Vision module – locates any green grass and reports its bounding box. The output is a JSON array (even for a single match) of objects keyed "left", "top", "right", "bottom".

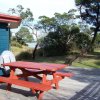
[
  {"left": 11, "top": 45, "right": 30, "bottom": 55},
  {"left": 11, "top": 46, "right": 100, "bottom": 68},
  {"left": 34, "top": 56, "right": 100, "bottom": 68},
  {"left": 72, "top": 59, "right": 100, "bottom": 68},
  {"left": 35, "top": 48, "right": 100, "bottom": 68},
  {"left": 72, "top": 48, "right": 100, "bottom": 68},
  {"left": 94, "top": 48, "right": 100, "bottom": 52},
  {"left": 34, "top": 56, "right": 66, "bottom": 64}
]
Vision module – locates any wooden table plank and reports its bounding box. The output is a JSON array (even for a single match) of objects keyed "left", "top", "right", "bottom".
[{"left": 2, "top": 61, "right": 68, "bottom": 71}]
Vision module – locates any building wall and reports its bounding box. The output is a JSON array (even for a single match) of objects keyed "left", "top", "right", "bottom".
[{"left": 0, "top": 23, "right": 10, "bottom": 54}]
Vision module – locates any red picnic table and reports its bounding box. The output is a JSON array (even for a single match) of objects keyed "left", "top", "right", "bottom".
[{"left": 0, "top": 61, "right": 73, "bottom": 100}]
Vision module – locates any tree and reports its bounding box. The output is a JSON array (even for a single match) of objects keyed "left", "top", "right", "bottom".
[
  {"left": 38, "top": 10, "right": 91, "bottom": 65},
  {"left": 8, "top": 5, "right": 34, "bottom": 23},
  {"left": 37, "top": 16, "right": 56, "bottom": 33},
  {"left": 38, "top": 9, "right": 77, "bottom": 33},
  {"left": 75, "top": 32, "right": 91, "bottom": 53},
  {"left": 75, "top": 0, "right": 100, "bottom": 51},
  {"left": 8, "top": 5, "right": 39, "bottom": 59},
  {"left": 40, "top": 25, "right": 80, "bottom": 56},
  {"left": 38, "top": 10, "right": 80, "bottom": 56},
  {"left": 16, "top": 27, "right": 33, "bottom": 44},
  {"left": 95, "top": 33, "right": 100, "bottom": 48}
]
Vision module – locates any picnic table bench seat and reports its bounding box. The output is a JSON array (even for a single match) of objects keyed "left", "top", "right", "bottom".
[
  {"left": 25, "top": 69, "right": 73, "bottom": 78},
  {"left": 0, "top": 76, "right": 51, "bottom": 100},
  {"left": 54, "top": 72, "right": 73, "bottom": 77}
]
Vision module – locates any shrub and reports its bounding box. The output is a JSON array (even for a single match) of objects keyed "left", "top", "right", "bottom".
[
  {"left": 11, "top": 41, "right": 22, "bottom": 48},
  {"left": 16, "top": 51, "right": 32, "bottom": 60}
]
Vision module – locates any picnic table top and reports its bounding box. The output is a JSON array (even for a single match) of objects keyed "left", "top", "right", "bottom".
[{"left": 2, "top": 61, "right": 68, "bottom": 71}]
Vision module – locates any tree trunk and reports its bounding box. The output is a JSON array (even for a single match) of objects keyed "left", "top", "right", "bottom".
[
  {"left": 32, "top": 43, "right": 39, "bottom": 59},
  {"left": 65, "top": 54, "right": 80, "bottom": 65},
  {"left": 89, "top": 26, "right": 99, "bottom": 52}
]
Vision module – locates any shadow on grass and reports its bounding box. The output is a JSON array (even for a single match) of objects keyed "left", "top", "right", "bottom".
[
  {"left": 34, "top": 56, "right": 66, "bottom": 64},
  {"left": 88, "top": 50, "right": 100, "bottom": 59},
  {"left": 91, "top": 51, "right": 100, "bottom": 55},
  {"left": 95, "top": 61, "right": 100, "bottom": 66}
]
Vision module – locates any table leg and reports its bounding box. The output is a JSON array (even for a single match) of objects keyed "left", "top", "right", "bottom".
[
  {"left": 53, "top": 73, "right": 59, "bottom": 89},
  {"left": 42, "top": 73, "right": 52, "bottom": 85},
  {"left": 38, "top": 91, "right": 44, "bottom": 100},
  {"left": 31, "top": 89, "right": 43, "bottom": 100},
  {"left": 41, "top": 72, "right": 60, "bottom": 89},
  {"left": 7, "top": 68, "right": 18, "bottom": 91},
  {"left": 7, "top": 83, "right": 11, "bottom": 91},
  {"left": 42, "top": 74, "right": 47, "bottom": 83}
]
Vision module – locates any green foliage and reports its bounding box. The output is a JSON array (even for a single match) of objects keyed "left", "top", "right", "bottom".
[
  {"left": 75, "top": 0, "right": 100, "bottom": 48},
  {"left": 38, "top": 10, "right": 77, "bottom": 33},
  {"left": 11, "top": 40, "right": 22, "bottom": 48},
  {"left": 95, "top": 33, "right": 100, "bottom": 48},
  {"left": 40, "top": 25, "right": 81, "bottom": 56},
  {"left": 8, "top": 5, "right": 34, "bottom": 22},
  {"left": 75, "top": 0, "right": 100, "bottom": 26},
  {"left": 38, "top": 16, "right": 55, "bottom": 33},
  {"left": 95, "top": 33, "right": 100, "bottom": 43},
  {"left": 38, "top": 9, "right": 92, "bottom": 56},
  {"left": 35, "top": 10, "right": 91, "bottom": 57},
  {"left": 8, "top": 5, "right": 34, "bottom": 44},
  {"left": 9, "top": 5, "right": 34, "bottom": 45},
  {"left": 75, "top": 32, "right": 91, "bottom": 50},
  {"left": 16, "top": 50, "right": 32, "bottom": 60},
  {"left": 16, "top": 27, "right": 33, "bottom": 44}
]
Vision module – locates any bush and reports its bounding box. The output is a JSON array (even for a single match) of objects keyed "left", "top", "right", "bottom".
[
  {"left": 16, "top": 49, "right": 33, "bottom": 60},
  {"left": 11, "top": 41, "right": 22, "bottom": 48}
]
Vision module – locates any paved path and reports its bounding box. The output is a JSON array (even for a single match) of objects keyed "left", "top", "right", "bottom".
[{"left": 0, "top": 67, "right": 100, "bottom": 100}]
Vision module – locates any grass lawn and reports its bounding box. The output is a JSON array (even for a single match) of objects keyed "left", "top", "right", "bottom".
[
  {"left": 34, "top": 48, "right": 100, "bottom": 68},
  {"left": 72, "top": 48, "right": 100, "bottom": 68},
  {"left": 34, "top": 56, "right": 66, "bottom": 64},
  {"left": 11, "top": 46, "right": 30, "bottom": 55},
  {"left": 34, "top": 55, "right": 100, "bottom": 68},
  {"left": 72, "top": 59, "right": 100, "bottom": 68},
  {"left": 11, "top": 46, "right": 100, "bottom": 68}
]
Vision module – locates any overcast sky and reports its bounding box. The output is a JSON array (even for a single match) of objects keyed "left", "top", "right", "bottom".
[
  {"left": 0, "top": 0, "right": 77, "bottom": 36},
  {"left": 0, "top": 0, "right": 76, "bottom": 20}
]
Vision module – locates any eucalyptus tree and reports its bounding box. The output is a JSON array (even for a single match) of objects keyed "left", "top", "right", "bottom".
[
  {"left": 8, "top": 5, "right": 34, "bottom": 24},
  {"left": 16, "top": 27, "right": 33, "bottom": 44},
  {"left": 8, "top": 5, "right": 39, "bottom": 59},
  {"left": 95, "top": 33, "right": 100, "bottom": 48},
  {"left": 38, "top": 9, "right": 77, "bottom": 33},
  {"left": 75, "top": 0, "right": 100, "bottom": 51},
  {"left": 38, "top": 10, "right": 81, "bottom": 56}
]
